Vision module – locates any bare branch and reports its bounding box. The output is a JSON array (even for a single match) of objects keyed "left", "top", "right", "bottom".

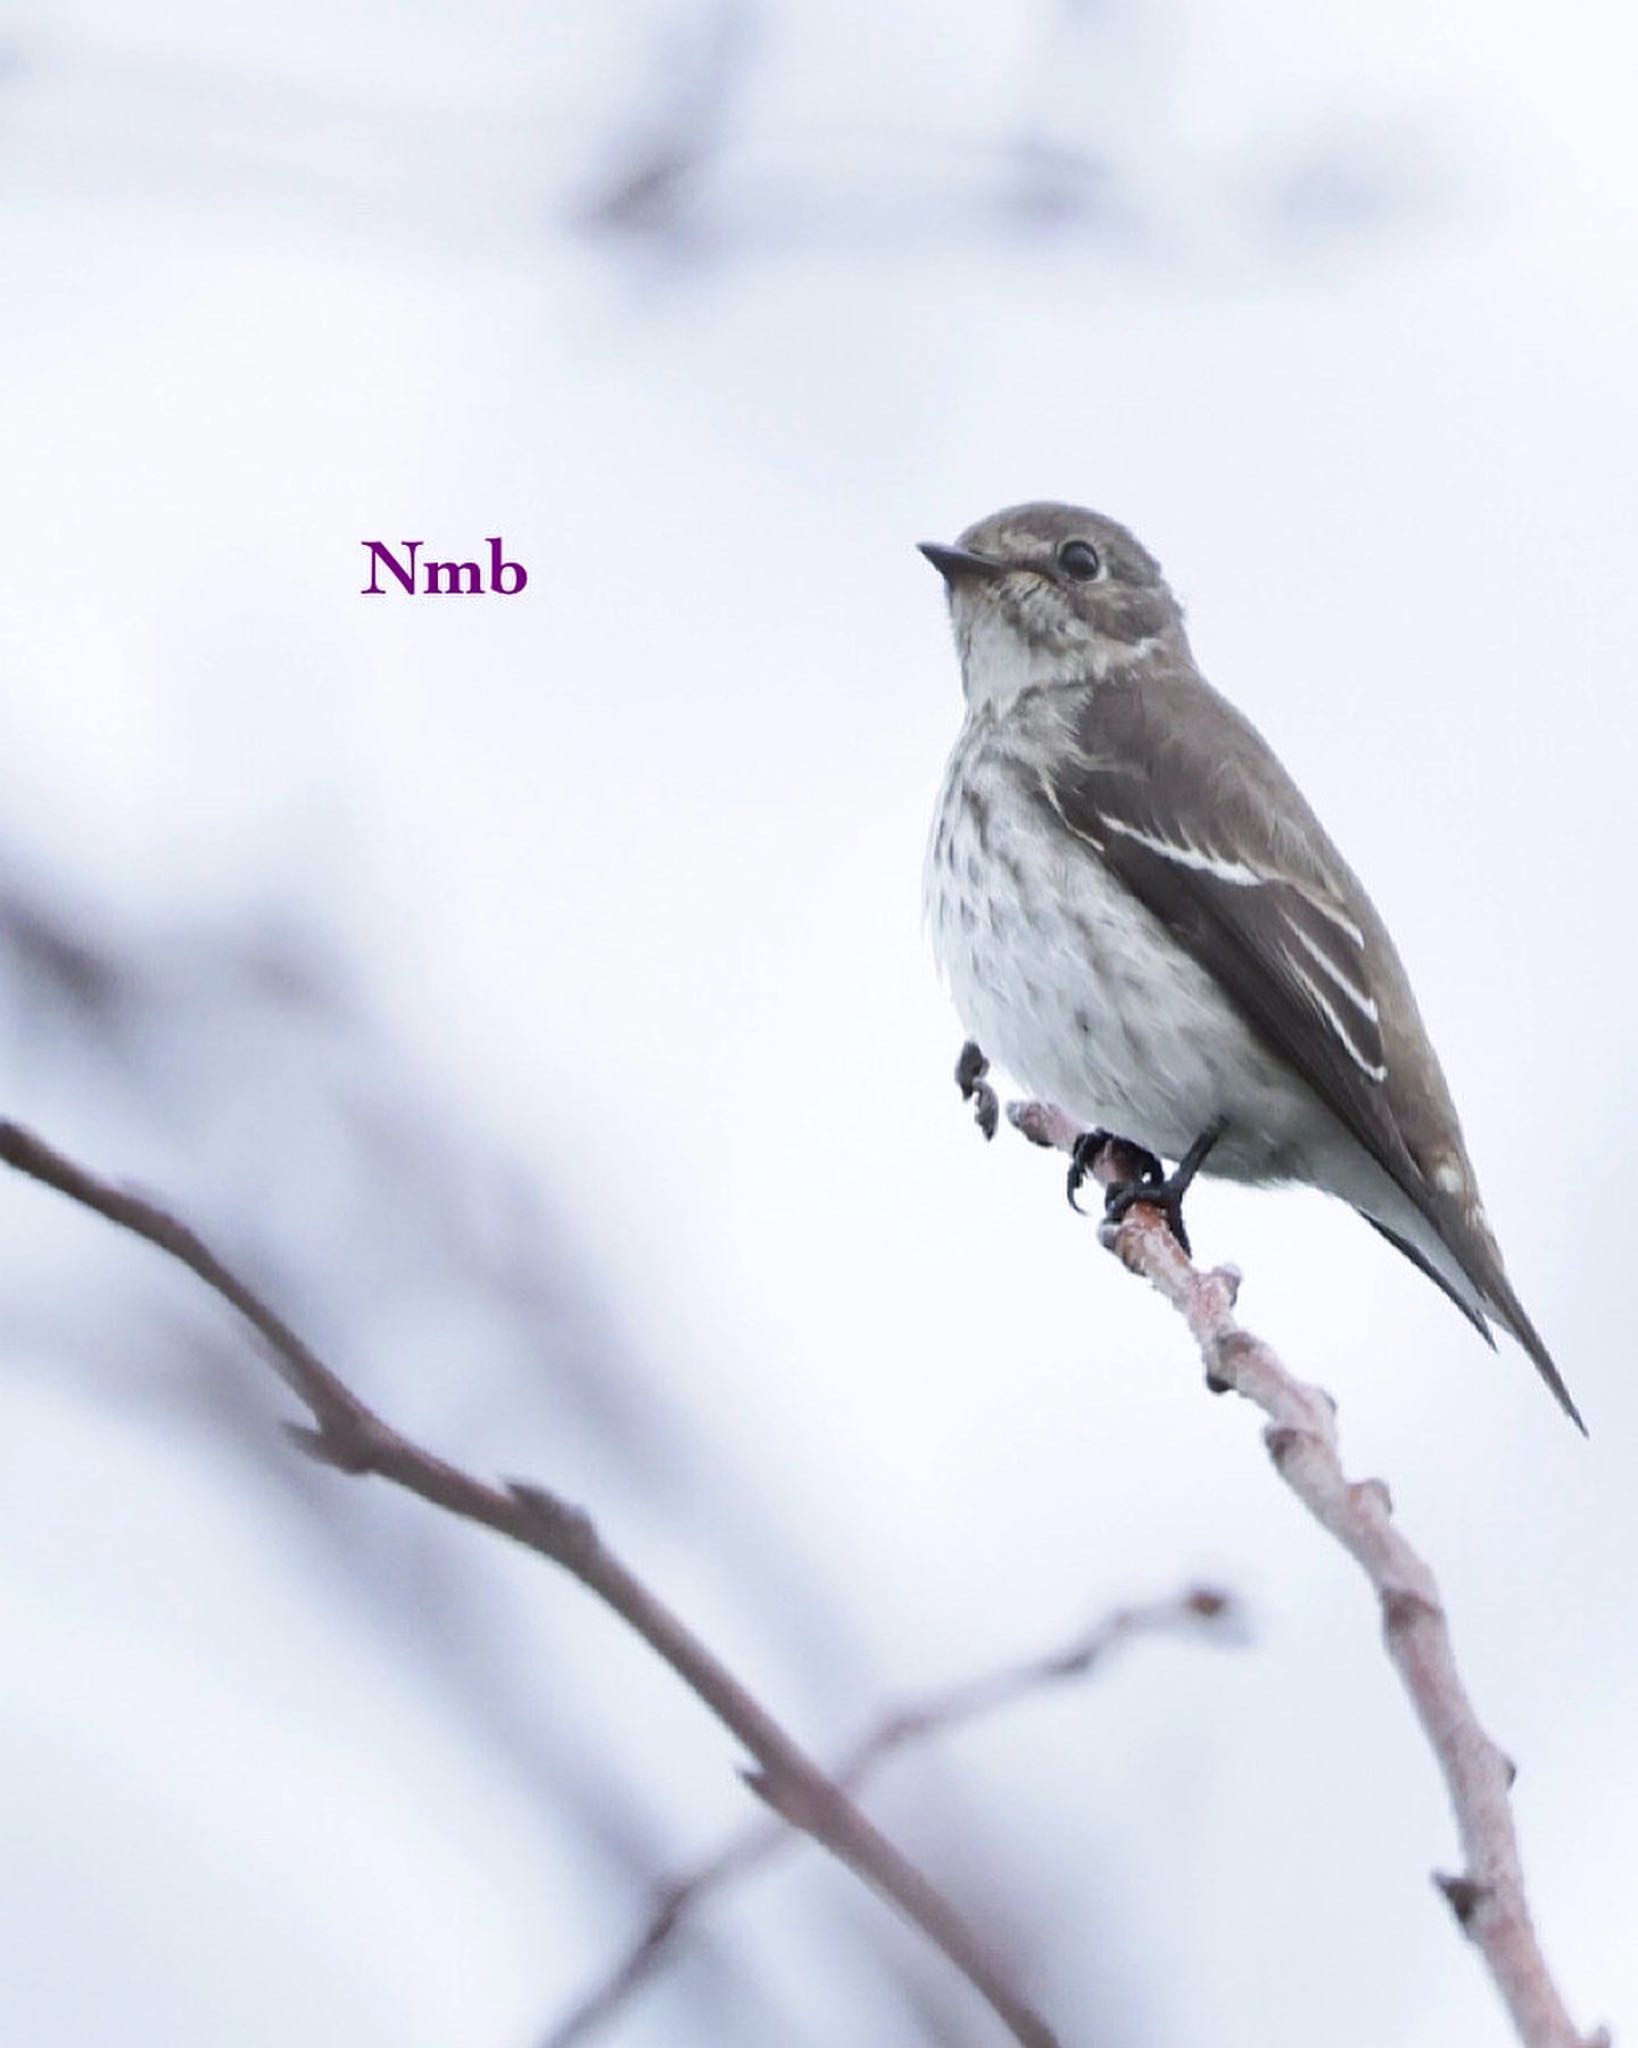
[
  {"left": 0, "top": 1119, "right": 1060, "bottom": 2048},
  {"left": 1003, "top": 1105, "right": 1608, "bottom": 2048},
  {"left": 547, "top": 1583, "right": 1240, "bottom": 2047}
]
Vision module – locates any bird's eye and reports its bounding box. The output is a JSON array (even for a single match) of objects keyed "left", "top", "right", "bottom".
[{"left": 1057, "top": 539, "right": 1102, "bottom": 581}]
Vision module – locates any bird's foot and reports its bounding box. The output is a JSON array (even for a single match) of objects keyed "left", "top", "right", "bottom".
[
  {"left": 1101, "top": 1118, "right": 1228, "bottom": 1259},
  {"left": 954, "top": 1041, "right": 999, "bottom": 1141},
  {"left": 1066, "top": 1129, "right": 1147, "bottom": 1212}
]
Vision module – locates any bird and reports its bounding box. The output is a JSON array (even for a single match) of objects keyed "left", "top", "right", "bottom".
[{"left": 920, "top": 500, "right": 1583, "bottom": 1431}]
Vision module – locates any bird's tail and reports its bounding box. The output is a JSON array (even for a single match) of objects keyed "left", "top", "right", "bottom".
[
  {"left": 1480, "top": 1264, "right": 1586, "bottom": 1435},
  {"left": 1363, "top": 1201, "right": 1585, "bottom": 1434}
]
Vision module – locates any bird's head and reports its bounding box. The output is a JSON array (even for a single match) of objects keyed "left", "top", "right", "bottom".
[{"left": 920, "top": 501, "right": 1186, "bottom": 712}]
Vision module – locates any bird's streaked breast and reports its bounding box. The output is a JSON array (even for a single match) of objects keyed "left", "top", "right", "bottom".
[{"left": 924, "top": 714, "right": 1303, "bottom": 1170}]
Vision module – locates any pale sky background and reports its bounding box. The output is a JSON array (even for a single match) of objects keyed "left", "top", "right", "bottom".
[{"left": 1, "top": 3, "right": 1635, "bottom": 2046}]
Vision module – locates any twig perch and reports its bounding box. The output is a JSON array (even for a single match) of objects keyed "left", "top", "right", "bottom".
[
  {"left": 546, "top": 1583, "right": 1239, "bottom": 2047},
  {"left": 0, "top": 1119, "right": 1059, "bottom": 2048},
  {"left": 1006, "top": 1100, "right": 1607, "bottom": 2048}
]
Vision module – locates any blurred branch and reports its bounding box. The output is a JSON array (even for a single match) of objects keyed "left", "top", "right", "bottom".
[
  {"left": 578, "top": 0, "right": 756, "bottom": 245},
  {"left": 1005, "top": 1100, "right": 1607, "bottom": 2048},
  {"left": 0, "top": 1119, "right": 1059, "bottom": 2048},
  {"left": 547, "top": 1582, "right": 1239, "bottom": 2047}
]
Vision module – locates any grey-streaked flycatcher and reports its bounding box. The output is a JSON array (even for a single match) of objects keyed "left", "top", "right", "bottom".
[{"left": 921, "top": 499, "right": 1582, "bottom": 1431}]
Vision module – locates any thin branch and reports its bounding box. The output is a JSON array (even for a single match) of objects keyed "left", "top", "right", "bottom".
[
  {"left": 1005, "top": 1101, "right": 1608, "bottom": 2048},
  {"left": 547, "top": 1582, "right": 1240, "bottom": 2047},
  {"left": 0, "top": 1119, "right": 1059, "bottom": 2048}
]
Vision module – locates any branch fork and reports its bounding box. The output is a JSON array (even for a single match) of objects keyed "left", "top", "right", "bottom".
[{"left": 0, "top": 1118, "right": 1060, "bottom": 2048}]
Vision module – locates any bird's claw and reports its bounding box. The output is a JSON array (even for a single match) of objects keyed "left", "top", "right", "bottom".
[
  {"left": 955, "top": 1041, "right": 999, "bottom": 1141},
  {"left": 1098, "top": 1118, "right": 1228, "bottom": 1259},
  {"left": 1105, "top": 1173, "right": 1192, "bottom": 1256},
  {"left": 1065, "top": 1128, "right": 1122, "bottom": 1212}
]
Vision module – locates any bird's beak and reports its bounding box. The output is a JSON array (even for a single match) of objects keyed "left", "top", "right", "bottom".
[{"left": 918, "top": 541, "right": 1005, "bottom": 586}]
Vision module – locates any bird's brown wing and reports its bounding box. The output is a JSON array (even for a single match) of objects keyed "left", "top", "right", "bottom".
[{"left": 1043, "top": 672, "right": 1429, "bottom": 1217}]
